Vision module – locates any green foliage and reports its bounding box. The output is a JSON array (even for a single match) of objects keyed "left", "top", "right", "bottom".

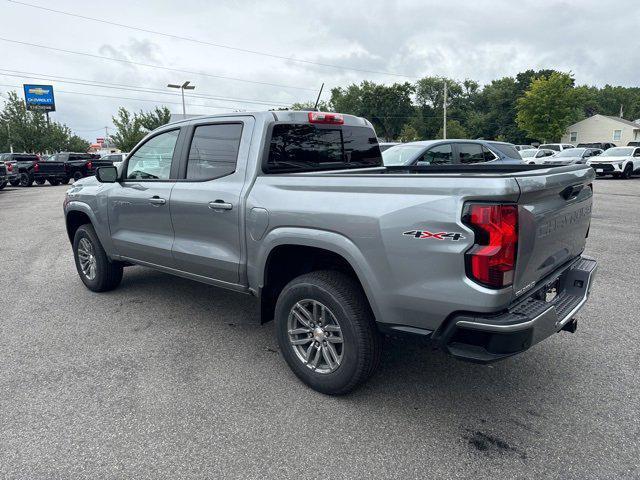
[
  {"left": 110, "top": 106, "right": 171, "bottom": 152},
  {"left": 516, "top": 72, "right": 582, "bottom": 142},
  {"left": 0, "top": 91, "right": 89, "bottom": 153},
  {"left": 330, "top": 81, "right": 414, "bottom": 140},
  {"left": 437, "top": 119, "right": 467, "bottom": 139}
]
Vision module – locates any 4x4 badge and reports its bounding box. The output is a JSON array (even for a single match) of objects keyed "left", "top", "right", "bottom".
[{"left": 403, "top": 230, "right": 465, "bottom": 241}]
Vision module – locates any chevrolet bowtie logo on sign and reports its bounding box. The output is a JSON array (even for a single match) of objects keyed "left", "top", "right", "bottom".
[{"left": 23, "top": 84, "right": 56, "bottom": 112}]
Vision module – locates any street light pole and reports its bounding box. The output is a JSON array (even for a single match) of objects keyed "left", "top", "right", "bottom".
[{"left": 167, "top": 81, "right": 195, "bottom": 116}]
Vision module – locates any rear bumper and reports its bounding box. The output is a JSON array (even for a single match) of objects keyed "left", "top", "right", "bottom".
[
  {"left": 435, "top": 256, "right": 597, "bottom": 363},
  {"left": 34, "top": 172, "right": 68, "bottom": 180}
]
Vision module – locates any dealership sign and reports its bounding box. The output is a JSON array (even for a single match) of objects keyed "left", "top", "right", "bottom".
[{"left": 23, "top": 84, "right": 56, "bottom": 112}]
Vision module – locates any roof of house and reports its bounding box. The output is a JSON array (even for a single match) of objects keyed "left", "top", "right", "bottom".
[{"left": 604, "top": 116, "right": 640, "bottom": 128}]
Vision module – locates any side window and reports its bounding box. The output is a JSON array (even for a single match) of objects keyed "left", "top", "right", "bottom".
[
  {"left": 482, "top": 146, "right": 496, "bottom": 162},
  {"left": 634, "top": 149, "right": 640, "bottom": 157},
  {"left": 186, "top": 123, "right": 243, "bottom": 180},
  {"left": 126, "top": 129, "right": 179, "bottom": 180},
  {"left": 458, "top": 143, "right": 485, "bottom": 164},
  {"left": 421, "top": 144, "right": 452, "bottom": 165}
]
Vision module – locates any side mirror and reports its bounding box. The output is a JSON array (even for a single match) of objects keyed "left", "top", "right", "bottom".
[{"left": 96, "top": 166, "right": 118, "bottom": 183}]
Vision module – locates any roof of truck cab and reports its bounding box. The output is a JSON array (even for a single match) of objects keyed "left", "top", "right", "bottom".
[{"left": 162, "top": 110, "right": 372, "bottom": 128}]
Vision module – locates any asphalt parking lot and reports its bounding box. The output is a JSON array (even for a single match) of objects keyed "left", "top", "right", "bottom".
[{"left": 0, "top": 180, "right": 638, "bottom": 479}]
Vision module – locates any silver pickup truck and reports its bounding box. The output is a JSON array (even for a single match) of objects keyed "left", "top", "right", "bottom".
[{"left": 63, "top": 111, "right": 597, "bottom": 394}]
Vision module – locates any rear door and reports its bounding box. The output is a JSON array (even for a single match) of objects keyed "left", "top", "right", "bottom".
[
  {"left": 513, "top": 166, "right": 594, "bottom": 295},
  {"left": 455, "top": 143, "right": 485, "bottom": 164},
  {"left": 169, "top": 117, "right": 253, "bottom": 284},
  {"left": 108, "top": 128, "right": 184, "bottom": 267}
]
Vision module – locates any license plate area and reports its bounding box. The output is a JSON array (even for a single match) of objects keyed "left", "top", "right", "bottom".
[{"left": 596, "top": 169, "right": 603, "bottom": 173}]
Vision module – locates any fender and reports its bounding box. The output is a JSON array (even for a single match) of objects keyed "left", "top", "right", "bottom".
[
  {"left": 65, "top": 200, "right": 117, "bottom": 257},
  {"left": 249, "top": 227, "right": 384, "bottom": 323}
]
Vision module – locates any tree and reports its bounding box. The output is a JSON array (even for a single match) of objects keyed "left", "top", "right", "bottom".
[
  {"left": 330, "top": 81, "right": 415, "bottom": 140},
  {"left": 138, "top": 106, "right": 171, "bottom": 131},
  {"left": 0, "top": 90, "right": 90, "bottom": 153},
  {"left": 110, "top": 107, "right": 144, "bottom": 152},
  {"left": 437, "top": 120, "right": 467, "bottom": 139},
  {"left": 516, "top": 72, "right": 582, "bottom": 142},
  {"left": 110, "top": 106, "right": 172, "bottom": 151}
]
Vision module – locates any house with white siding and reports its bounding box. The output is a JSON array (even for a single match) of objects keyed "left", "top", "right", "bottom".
[{"left": 561, "top": 114, "right": 640, "bottom": 146}]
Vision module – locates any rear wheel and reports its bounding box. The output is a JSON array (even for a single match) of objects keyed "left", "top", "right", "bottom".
[
  {"left": 73, "top": 171, "right": 83, "bottom": 182},
  {"left": 73, "top": 224, "right": 123, "bottom": 292},
  {"left": 19, "top": 172, "right": 33, "bottom": 187},
  {"left": 35, "top": 178, "right": 46, "bottom": 185},
  {"left": 49, "top": 178, "right": 60, "bottom": 186},
  {"left": 61, "top": 177, "right": 70, "bottom": 185},
  {"left": 0, "top": 181, "right": 6, "bottom": 190},
  {"left": 9, "top": 179, "right": 20, "bottom": 186},
  {"left": 275, "top": 270, "right": 382, "bottom": 395}
]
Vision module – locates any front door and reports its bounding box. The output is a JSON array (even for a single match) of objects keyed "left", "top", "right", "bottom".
[
  {"left": 170, "top": 118, "right": 253, "bottom": 284},
  {"left": 108, "top": 128, "right": 182, "bottom": 267}
]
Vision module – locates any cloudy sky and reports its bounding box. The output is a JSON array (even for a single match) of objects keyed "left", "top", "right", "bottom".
[{"left": 1, "top": 0, "right": 637, "bottom": 141}]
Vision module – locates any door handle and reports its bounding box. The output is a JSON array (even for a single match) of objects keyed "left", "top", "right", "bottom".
[
  {"left": 208, "top": 200, "right": 233, "bottom": 211},
  {"left": 149, "top": 196, "right": 166, "bottom": 206}
]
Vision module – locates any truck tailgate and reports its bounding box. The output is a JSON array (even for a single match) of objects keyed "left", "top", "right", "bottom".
[{"left": 513, "top": 165, "right": 594, "bottom": 296}]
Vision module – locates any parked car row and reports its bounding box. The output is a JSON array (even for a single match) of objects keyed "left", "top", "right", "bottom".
[{"left": 0, "top": 152, "right": 117, "bottom": 187}]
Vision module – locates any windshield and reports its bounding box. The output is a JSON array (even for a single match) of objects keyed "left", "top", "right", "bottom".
[
  {"left": 520, "top": 149, "right": 537, "bottom": 158},
  {"left": 602, "top": 147, "right": 633, "bottom": 157},
  {"left": 382, "top": 144, "right": 425, "bottom": 166},
  {"left": 555, "top": 148, "right": 585, "bottom": 158}
]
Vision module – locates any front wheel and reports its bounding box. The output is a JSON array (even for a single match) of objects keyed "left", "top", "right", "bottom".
[
  {"left": 61, "top": 177, "right": 70, "bottom": 185},
  {"left": 621, "top": 164, "right": 632, "bottom": 179},
  {"left": 49, "top": 178, "right": 60, "bottom": 186},
  {"left": 0, "top": 181, "right": 7, "bottom": 190},
  {"left": 19, "top": 172, "right": 33, "bottom": 187},
  {"left": 9, "top": 179, "right": 20, "bottom": 186},
  {"left": 73, "top": 224, "right": 123, "bottom": 292},
  {"left": 73, "top": 171, "right": 83, "bottom": 182},
  {"left": 275, "top": 270, "right": 382, "bottom": 395}
]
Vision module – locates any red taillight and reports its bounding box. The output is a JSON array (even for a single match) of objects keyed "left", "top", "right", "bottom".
[
  {"left": 87, "top": 161, "right": 93, "bottom": 170},
  {"left": 308, "top": 111, "right": 344, "bottom": 125},
  {"left": 463, "top": 204, "right": 518, "bottom": 289},
  {"left": 33, "top": 162, "right": 40, "bottom": 173},
  {"left": 6, "top": 162, "right": 12, "bottom": 172}
]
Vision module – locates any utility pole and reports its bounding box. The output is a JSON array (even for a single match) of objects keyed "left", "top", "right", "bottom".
[
  {"left": 7, "top": 123, "right": 13, "bottom": 153},
  {"left": 443, "top": 80, "right": 447, "bottom": 139},
  {"left": 167, "top": 81, "right": 195, "bottom": 116}
]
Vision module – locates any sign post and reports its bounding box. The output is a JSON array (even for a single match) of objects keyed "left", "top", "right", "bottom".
[{"left": 23, "top": 84, "right": 56, "bottom": 112}]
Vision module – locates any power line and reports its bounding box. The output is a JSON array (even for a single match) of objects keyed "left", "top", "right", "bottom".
[
  {"left": 0, "top": 83, "right": 250, "bottom": 111},
  {"left": 0, "top": 37, "right": 319, "bottom": 92},
  {"left": 7, "top": 0, "right": 414, "bottom": 79},
  {"left": 0, "top": 69, "right": 294, "bottom": 107}
]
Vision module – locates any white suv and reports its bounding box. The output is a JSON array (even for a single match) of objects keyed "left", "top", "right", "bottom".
[{"left": 587, "top": 146, "right": 640, "bottom": 179}]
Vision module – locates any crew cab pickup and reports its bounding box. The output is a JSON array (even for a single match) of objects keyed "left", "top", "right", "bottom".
[
  {"left": 63, "top": 111, "right": 597, "bottom": 394},
  {"left": 49, "top": 152, "right": 110, "bottom": 183}
]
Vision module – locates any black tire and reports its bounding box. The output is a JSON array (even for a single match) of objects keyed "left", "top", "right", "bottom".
[
  {"left": 19, "top": 172, "right": 33, "bottom": 187},
  {"left": 61, "top": 177, "right": 70, "bottom": 185},
  {"left": 275, "top": 270, "right": 382, "bottom": 395},
  {"left": 9, "top": 179, "right": 20, "bottom": 186},
  {"left": 621, "top": 164, "right": 632, "bottom": 179},
  {"left": 35, "top": 178, "right": 46, "bottom": 185},
  {"left": 73, "top": 171, "right": 83, "bottom": 182},
  {"left": 73, "top": 224, "right": 123, "bottom": 292},
  {"left": 49, "top": 178, "right": 60, "bottom": 186},
  {"left": 0, "top": 181, "right": 6, "bottom": 190}
]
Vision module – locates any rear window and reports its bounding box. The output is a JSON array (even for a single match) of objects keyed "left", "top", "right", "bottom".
[
  {"left": 487, "top": 142, "right": 521, "bottom": 159},
  {"left": 265, "top": 124, "right": 382, "bottom": 173},
  {"left": 69, "top": 154, "right": 100, "bottom": 161},
  {"left": 12, "top": 154, "right": 38, "bottom": 161}
]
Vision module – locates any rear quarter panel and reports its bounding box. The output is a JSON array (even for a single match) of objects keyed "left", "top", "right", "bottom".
[{"left": 247, "top": 173, "right": 521, "bottom": 331}]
